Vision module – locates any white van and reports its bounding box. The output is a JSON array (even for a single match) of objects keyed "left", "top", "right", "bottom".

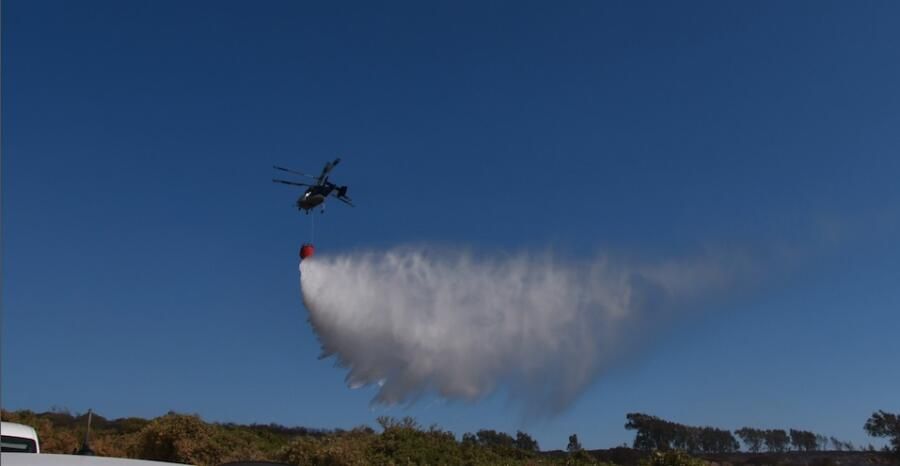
[{"left": 1, "top": 422, "right": 41, "bottom": 453}]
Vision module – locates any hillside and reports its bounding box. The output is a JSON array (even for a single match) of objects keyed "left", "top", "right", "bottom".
[{"left": 2, "top": 409, "right": 896, "bottom": 466}]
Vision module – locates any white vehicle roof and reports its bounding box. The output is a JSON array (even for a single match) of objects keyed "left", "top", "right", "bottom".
[
  {"left": 0, "top": 453, "right": 191, "bottom": 466},
  {"left": 1, "top": 422, "right": 39, "bottom": 441}
]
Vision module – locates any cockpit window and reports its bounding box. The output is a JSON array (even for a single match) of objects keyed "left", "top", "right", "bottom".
[{"left": 1, "top": 435, "right": 38, "bottom": 453}]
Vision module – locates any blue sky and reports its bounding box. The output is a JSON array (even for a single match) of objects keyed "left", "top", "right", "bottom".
[{"left": 3, "top": 0, "right": 899, "bottom": 450}]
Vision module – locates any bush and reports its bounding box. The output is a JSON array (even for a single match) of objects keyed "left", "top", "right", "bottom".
[
  {"left": 278, "top": 434, "right": 372, "bottom": 466},
  {"left": 129, "top": 413, "right": 225, "bottom": 466},
  {"left": 639, "top": 450, "right": 707, "bottom": 466}
]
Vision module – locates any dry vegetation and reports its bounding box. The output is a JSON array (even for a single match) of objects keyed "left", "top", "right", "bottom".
[
  {"left": 1, "top": 409, "right": 609, "bottom": 465},
  {"left": 3, "top": 409, "right": 897, "bottom": 466}
]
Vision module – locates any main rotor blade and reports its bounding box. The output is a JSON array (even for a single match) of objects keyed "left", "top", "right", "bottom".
[
  {"left": 319, "top": 157, "right": 341, "bottom": 179},
  {"left": 273, "top": 165, "right": 317, "bottom": 179},
  {"left": 272, "top": 179, "right": 312, "bottom": 187},
  {"left": 335, "top": 195, "right": 354, "bottom": 207}
]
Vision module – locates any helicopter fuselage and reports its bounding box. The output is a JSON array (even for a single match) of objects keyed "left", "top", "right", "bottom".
[
  {"left": 296, "top": 185, "right": 334, "bottom": 211},
  {"left": 297, "top": 193, "right": 325, "bottom": 211}
]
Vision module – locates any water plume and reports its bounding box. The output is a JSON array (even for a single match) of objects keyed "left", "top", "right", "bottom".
[{"left": 300, "top": 246, "right": 732, "bottom": 414}]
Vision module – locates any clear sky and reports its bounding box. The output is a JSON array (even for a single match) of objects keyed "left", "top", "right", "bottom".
[{"left": 2, "top": 0, "right": 899, "bottom": 451}]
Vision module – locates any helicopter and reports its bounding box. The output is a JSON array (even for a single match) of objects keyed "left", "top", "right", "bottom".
[{"left": 273, "top": 158, "right": 354, "bottom": 214}]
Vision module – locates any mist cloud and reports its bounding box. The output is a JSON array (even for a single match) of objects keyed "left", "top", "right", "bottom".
[{"left": 299, "top": 246, "right": 733, "bottom": 414}]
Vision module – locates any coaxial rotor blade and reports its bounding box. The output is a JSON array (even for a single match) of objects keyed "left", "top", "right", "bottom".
[
  {"left": 320, "top": 157, "right": 341, "bottom": 178},
  {"left": 272, "top": 179, "right": 312, "bottom": 187},
  {"left": 273, "top": 166, "right": 317, "bottom": 179}
]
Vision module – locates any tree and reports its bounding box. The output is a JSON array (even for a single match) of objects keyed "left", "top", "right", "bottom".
[
  {"left": 473, "top": 429, "right": 516, "bottom": 450},
  {"left": 624, "top": 413, "right": 739, "bottom": 454},
  {"left": 626, "top": 413, "right": 658, "bottom": 451},
  {"left": 736, "top": 427, "right": 765, "bottom": 453},
  {"left": 830, "top": 436, "right": 843, "bottom": 451},
  {"left": 625, "top": 413, "right": 678, "bottom": 451},
  {"left": 805, "top": 431, "right": 819, "bottom": 451},
  {"left": 567, "top": 434, "right": 583, "bottom": 453},
  {"left": 816, "top": 434, "right": 829, "bottom": 451},
  {"left": 764, "top": 429, "right": 790, "bottom": 452},
  {"left": 789, "top": 429, "right": 802, "bottom": 451},
  {"left": 514, "top": 430, "right": 539, "bottom": 452},
  {"left": 789, "top": 429, "right": 817, "bottom": 451},
  {"left": 864, "top": 410, "right": 900, "bottom": 455},
  {"left": 672, "top": 425, "right": 700, "bottom": 453},
  {"left": 696, "top": 427, "right": 737, "bottom": 453},
  {"left": 375, "top": 415, "right": 419, "bottom": 431}
]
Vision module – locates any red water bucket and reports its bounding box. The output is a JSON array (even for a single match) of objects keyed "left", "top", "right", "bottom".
[{"left": 299, "top": 243, "right": 315, "bottom": 260}]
